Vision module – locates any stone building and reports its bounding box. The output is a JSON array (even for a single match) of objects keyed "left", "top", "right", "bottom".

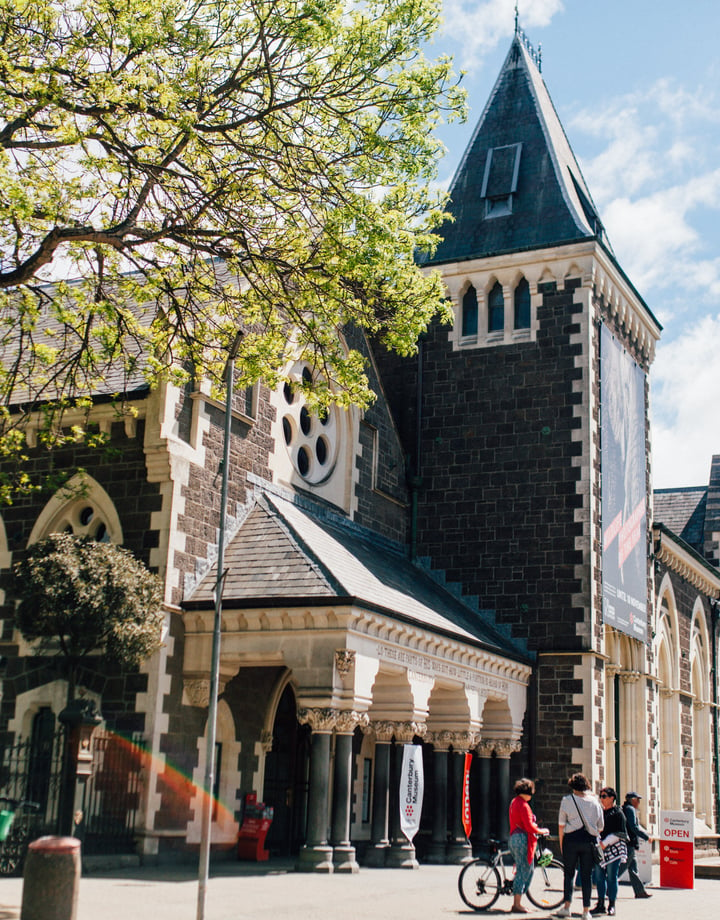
[{"left": 0, "top": 29, "right": 718, "bottom": 869}]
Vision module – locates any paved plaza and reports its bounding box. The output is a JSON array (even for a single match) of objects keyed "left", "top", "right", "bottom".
[{"left": 1, "top": 858, "right": 718, "bottom": 920}]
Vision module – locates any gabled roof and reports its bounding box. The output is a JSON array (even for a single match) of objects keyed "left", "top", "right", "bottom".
[
  {"left": 653, "top": 487, "right": 708, "bottom": 555},
  {"left": 424, "top": 35, "right": 610, "bottom": 266},
  {"left": 185, "top": 491, "right": 531, "bottom": 662}
]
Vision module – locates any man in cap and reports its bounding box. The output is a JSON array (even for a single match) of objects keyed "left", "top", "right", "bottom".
[{"left": 619, "top": 792, "right": 652, "bottom": 898}]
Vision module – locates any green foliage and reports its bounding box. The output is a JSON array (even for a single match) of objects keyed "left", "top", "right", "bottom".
[
  {"left": 0, "top": 0, "right": 465, "bottom": 492},
  {"left": 11, "top": 534, "right": 164, "bottom": 690}
]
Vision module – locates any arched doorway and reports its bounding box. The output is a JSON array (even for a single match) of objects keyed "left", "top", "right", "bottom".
[{"left": 263, "top": 684, "right": 310, "bottom": 856}]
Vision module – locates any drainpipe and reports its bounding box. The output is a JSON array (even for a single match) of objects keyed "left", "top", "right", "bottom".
[
  {"left": 409, "top": 339, "right": 423, "bottom": 562},
  {"left": 711, "top": 600, "right": 720, "bottom": 834}
]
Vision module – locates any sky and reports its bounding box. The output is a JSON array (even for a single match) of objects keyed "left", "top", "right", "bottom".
[{"left": 426, "top": 0, "right": 720, "bottom": 489}]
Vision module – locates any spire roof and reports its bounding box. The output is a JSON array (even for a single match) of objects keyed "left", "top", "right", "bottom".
[{"left": 425, "top": 35, "right": 612, "bottom": 266}]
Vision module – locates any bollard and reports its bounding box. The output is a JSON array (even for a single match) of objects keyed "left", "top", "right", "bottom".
[{"left": 21, "top": 836, "right": 81, "bottom": 920}]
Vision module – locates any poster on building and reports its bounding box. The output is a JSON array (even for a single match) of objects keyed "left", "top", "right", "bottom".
[
  {"left": 399, "top": 744, "right": 424, "bottom": 843},
  {"left": 600, "top": 325, "right": 648, "bottom": 642}
]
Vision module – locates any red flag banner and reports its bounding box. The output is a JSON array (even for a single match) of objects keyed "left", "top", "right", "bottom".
[{"left": 462, "top": 752, "right": 472, "bottom": 838}]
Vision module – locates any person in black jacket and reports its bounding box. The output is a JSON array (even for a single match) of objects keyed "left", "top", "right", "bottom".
[
  {"left": 619, "top": 792, "right": 652, "bottom": 898},
  {"left": 591, "top": 788, "right": 628, "bottom": 916}
]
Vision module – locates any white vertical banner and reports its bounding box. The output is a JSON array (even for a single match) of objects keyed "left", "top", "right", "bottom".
[{"left": 400, "top": 743, "right": 424, "bottom": 842}]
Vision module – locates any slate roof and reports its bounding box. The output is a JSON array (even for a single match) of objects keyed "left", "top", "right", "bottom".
[
  {"left": 653, "top": 487, "right": 708, "bottom": 555},
  {"left": 185, "top": 491, "right": 530, "bottom": 662},
  {"left": 423, "top": 36, "right": 610, "bottom": 266}
]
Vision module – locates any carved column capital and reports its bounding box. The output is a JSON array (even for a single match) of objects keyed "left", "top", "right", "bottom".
[
  {"left": 428, "top": 729, "right": 478, "bottom": 752},
  {"left": 475, "top": 739, "right": 496, "bottom": 758},
  {"left": 619, "top": 670, "right": 640, "bottom": 684},
  {"left": 492, "top": 739, "right": 522, "bottom": 759},
  {"left": 183, "top": 678, "right": 210, "bottom": 708},
  {"left": 335, "top": 710, "right": 370, "bottom": 734},
  {"left": 260, "top": 729, "right": 274, "bottom": 753},
  {"left": 297, "top": 707, "right": 339, "bottom": 733},
  {"left": 392, "top": 720, "right": 427, "bottom": 744},
  {"left": 370, "top": 720, "right": 426, "bottom": 743}
]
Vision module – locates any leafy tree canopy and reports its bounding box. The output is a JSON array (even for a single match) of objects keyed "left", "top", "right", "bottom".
[
  {"left": 0, "top": 0, "right": 465, "bottom": 498},
  {"left": 11, "top": 533, "right": 164, "bottom": 699}
]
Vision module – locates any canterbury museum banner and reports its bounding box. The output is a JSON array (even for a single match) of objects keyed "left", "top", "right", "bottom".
[
  {"left": 400, "top": 744, "right": 424, "bottom": 843},
  {"left": 600, "top": 324, "right": 648, "bottom": 642}
]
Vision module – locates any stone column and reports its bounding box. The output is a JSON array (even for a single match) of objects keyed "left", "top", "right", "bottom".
[
  {"left": 494, "top": 740, "right": 521, "bottom": 843},
  {"left": 475, "top": 741, "right": 494, "bottom": 842},
  {"left": 446, "top": 733, "right": 475, "bottom": 863},
  {"left": 386, "top": 721, "right": 425, "bottom": 869},
  {"left": 296, "top": 708, "right": 337, "bottom": 873},
  {"left": 364, "top": 721, "right": 393, "bottom": 867},
  {"left": 425, "top": 731, "right": 451, "bottom": 864},
  {"left": 330, "top": 711, "right": 367, "bottom": 873}
]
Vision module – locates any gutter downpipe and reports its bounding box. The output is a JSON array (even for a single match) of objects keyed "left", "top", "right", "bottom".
[{"left": 409, "top": 339, "right": 423, "bottom": 562}]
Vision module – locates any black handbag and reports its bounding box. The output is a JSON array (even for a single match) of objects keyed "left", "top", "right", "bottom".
[{"left": 571, "top": 795, "right": 604, "bottom": 865}]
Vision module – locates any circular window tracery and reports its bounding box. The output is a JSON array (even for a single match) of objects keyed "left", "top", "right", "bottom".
[
  {"left": 281, "top": 363, "right": 340, "bottom": 484},
  {"left": 55, "top": 502, "right": 111, "bottom": 543}
]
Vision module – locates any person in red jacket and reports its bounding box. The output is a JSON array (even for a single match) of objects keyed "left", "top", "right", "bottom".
[{"left": 509, "top": 778, "right": 549, "bottom": 913}]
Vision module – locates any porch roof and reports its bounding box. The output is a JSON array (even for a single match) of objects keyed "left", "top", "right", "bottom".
[{"left": 184, "top": 491, "right": 531, "bottom": 664}]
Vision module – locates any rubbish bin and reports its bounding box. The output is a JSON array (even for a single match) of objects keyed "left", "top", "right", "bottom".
[{"left": 21, "top": 836, "right": 81, "bottom": 920}]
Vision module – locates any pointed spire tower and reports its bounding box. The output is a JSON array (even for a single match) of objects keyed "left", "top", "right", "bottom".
[
  {"left": 387, "top": 29, "right": 664, "bottom": 815},
  {"left": 426, "top": 32, "right": 612, "bottom": 267}
]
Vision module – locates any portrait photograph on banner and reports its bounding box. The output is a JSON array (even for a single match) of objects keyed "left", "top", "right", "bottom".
[{"left": 600, "top": 324, "right": 648, "bottom": 642}]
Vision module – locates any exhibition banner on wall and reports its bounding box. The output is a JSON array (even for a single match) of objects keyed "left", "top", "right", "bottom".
[
  {"left": 600, "top": 325, "right": 648, "bottom": 642},
  {"left": 399, "top": 744, "right": 424, "bottom": 842}
]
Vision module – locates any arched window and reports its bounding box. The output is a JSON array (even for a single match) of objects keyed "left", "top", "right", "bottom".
[
  {"left": 488, "top": 282, "right": 504, "bottom": 333},
  {"left": 461, "top": 285, "right": 478, "bottom": 338},
  {"left": 514, "top": 278, "right": 531, "bottom": 330}
]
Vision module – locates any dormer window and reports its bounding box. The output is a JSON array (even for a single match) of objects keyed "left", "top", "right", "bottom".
[{"left": 481, "top": 143, "right": 522, "bottom": 218}]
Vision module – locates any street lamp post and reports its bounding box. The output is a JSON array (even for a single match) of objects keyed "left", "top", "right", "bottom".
[{"left": 197, "top": 331, "right": 243, "bottom": 920}]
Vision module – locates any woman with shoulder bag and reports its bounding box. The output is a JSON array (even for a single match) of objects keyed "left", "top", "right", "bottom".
[
  {"left": 555, "top": 773, "right": 604, "bottom": 920},
  {"left": 590, "top": 788, "right": 628, "bottom": 916}
]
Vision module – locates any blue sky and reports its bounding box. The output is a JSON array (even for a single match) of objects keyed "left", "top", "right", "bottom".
[{"left": 427, "top": 0, "right": 720, "bottom": 489}]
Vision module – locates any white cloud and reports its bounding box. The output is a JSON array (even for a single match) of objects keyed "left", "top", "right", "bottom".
[
  {"left": 439, "top": 0, "right": 563, "bottom": 70},
  {"left": 650, "top": 313, "right": 720, "bottom": 489}
]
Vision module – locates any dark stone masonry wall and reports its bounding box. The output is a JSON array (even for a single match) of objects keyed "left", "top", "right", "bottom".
[{"left": 0, "top": 420, "right": 161, "bottom": 737}]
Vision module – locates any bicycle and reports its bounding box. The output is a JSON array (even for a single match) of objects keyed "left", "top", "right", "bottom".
[
  {"left": 458, "top": 837, "right": 565, "bottom": 911},
  {"left": 0, "top": 796, "right": 40, "bottom": 877}
]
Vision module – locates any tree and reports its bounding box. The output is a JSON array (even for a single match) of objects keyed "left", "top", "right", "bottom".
[
  {"left": 11, "top": 532, "right": 164, "bottom": 703},
  {"left": 0, "top": 0, "right": 465, "bottom": 498}
]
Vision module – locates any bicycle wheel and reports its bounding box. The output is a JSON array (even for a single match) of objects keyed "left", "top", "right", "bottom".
[
  {"left": 458, "top": 858, "right": 502, "bottom": 911},
  {"left": 0, "top": 824, "right": 29, "bottom": 877},
  {"left": 526, "top": 858, "right": 565, "bottom": 910}
]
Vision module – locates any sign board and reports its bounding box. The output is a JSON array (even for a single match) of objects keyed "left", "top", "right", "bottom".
[
  {"left": 659, "top": 810, "right": 694, "bottom": 889},
  {"left": 399, "top": 744, "right": 424, "bottom": 843},
  {"left": 636, "top": 837, "right": 653, "bottom": 884}
]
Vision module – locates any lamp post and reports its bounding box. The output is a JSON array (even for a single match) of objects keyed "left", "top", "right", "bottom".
[{"left": 196, "top": 331, "right": 243, "bottom": 920}]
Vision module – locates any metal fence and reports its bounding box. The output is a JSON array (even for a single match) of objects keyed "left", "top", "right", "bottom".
[{"left": 0, "top": 726, "right": 141, "bottom": 858}]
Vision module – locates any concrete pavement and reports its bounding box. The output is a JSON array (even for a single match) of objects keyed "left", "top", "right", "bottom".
[{"left": 1, "top": 858, "right": 719, "bottom": 920}]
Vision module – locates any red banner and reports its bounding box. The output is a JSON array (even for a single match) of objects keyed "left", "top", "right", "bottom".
[{"left": 462, "top": 752, "right": 472, "bottom": 838}]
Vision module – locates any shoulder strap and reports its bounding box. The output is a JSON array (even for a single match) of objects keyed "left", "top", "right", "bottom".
[{"left": 571, "top": 794, "right": 593, "bottom": 834}]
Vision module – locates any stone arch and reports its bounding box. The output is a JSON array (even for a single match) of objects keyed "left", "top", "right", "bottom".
[
  {"left": 480, "top": 696, "right": 513, "bottom": 739},
  {"left": 28, "top": 472, "right": 123, "bottom": 546},
  {"left": 187, "top": 698, "right": 241, "bottom": 845},
  {"left": 690, "top": 602, "right": 713, "bottom": 828},
  {"left": 606, "top": 628, "right": 648, "bottom": 797},
  {"left": 655, "top": 576, "right": 681, "bottom": 809}
]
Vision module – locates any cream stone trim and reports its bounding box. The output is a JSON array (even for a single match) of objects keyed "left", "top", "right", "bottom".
[
  {"left": 438, "top": 239, "right": 660, "bottom": 360},
  {"left": 653, "top": 528, "right": 720, "bottom": 599}
]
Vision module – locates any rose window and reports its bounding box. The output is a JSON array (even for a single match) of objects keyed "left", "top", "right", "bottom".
[{"left": 281, "top": 365, "right": 339, "bottom": 484}]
